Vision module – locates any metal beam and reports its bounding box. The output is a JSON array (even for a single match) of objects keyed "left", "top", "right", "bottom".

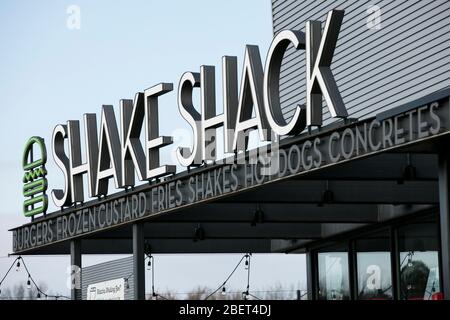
[
  {"left": 30, "top": 238, "right": 274, "bottom": 254},
  {"left": 154, "top": 203, "right": 380, "bottom": 223},
  {"left": 144, "top": 239, "right": 272, "bottom": 254},
  {"left": 438, "top": 152, "right": 450, "bottom": 300},
  {"left": 306, "top": 250, "right": 318, "bottom": 300},
  {"left": 141, "top": 222, "right": 324, "bottom": 239},
  {"left": 221, "top": 180, "right": 439, "bottom": 204},
  {"left": 301, "top": 153, "right": 438, "bottom": 181},
  {"left": 144, "top": 222, "right": 326, "bottom": 239},
  {"left": 132, "top": 223, "right": 145, "bottom": 300},
  {"left": 70, "top": 240, "right": 81, "bottom": 300},
  {"left": 270, "top": 239, "right": 312, "bottom": 253}
]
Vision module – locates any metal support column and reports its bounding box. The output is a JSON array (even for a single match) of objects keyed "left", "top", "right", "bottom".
[
  {"left": 133, "top": 222, "right": 145, "bottom": 300},
  {"left": 306, "top": 250, "right": 317, "bottom": 300},
  {"left": 438, "top": 152, "right": 450, "bottom": 299},
  {"left": 349, "top": 240, "right": 358, "bottom": 300},
  {"left": 70, "top": 240, "right": 81, "bottom": 300},
  {"left": 390, "top": 226, "right": 401, "bottom": 300}
]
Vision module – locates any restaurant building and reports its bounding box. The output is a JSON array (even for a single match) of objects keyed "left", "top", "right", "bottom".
[{"left": 10, "top": 0, "right": 450, "bottom": 300}]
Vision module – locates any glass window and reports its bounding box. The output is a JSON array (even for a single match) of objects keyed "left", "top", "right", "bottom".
[
  {"left": 318, "top": 246, "right": 350, "bottom": 300},
  {"left": 355, "top": 231, "right": 392, "bottom": 300},
  {"left": 398, "top": 217, "right": 441, "bottom": 300}
]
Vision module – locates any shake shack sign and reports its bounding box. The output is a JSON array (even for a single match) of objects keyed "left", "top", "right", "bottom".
[{"left": 12, "top": 10, "right": 450, "bottom": 252}]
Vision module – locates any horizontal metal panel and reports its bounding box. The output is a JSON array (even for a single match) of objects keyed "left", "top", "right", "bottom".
[
  {"left": 280, "top": 49, "right": 450, "bottom": 108},
  {"left": 278, "top": 0, "right": 446, "bottom": 90},
  {"left": 277, "top": 0, "right": 415, "bottom": 61},
  {"left": 279, "top": 1, "right": 448, "bottom": 90},
  {"left": 272, "top": 0, "right": 450, "bottom": 126},
  {"left": 275, "top": 0, "right": 371, "bottom": 34}
]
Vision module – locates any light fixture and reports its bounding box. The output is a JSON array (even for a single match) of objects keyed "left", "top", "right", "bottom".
[
  {"left": 398, "top": 154, "right": 417, "bottom": 184},
  {"left": 125, "top": 278, "right": 130, "bottom": 289},
  {"left": 147, "top": 259, "right": 152, "bottom": 269},
  {"left": 193, "top": 225, "right": 205, "bottom": 242},
  {"left": 221, "top": 286, "right": 226, "bottom": 295},
  {"left": 251, "top": 207, "right": 264, "bottom": 226},
  {"left": 245, "top": 256, "right": 249, "bottom": 270},
  {"left": 27, "top": 275, "right": 31, "bottom": 289},
  {"left": 407, "top": 251, "right": 414, "bottom": 267},
  {"left": 37, "top": 292, "right": 41, "bottom": 299},
  {"left": 16, "top": 259, "right": 21, "bottom": 272},
  {"left": 322, "top": 189, "right": 334, "bottom": 204}
]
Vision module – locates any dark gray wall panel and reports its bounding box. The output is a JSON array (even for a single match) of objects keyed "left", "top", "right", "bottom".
[{"left": 272, "top": 0, "right": 450, "bottom": 126}]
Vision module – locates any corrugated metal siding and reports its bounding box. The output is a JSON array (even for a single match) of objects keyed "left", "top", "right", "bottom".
[
  {"left": 81, "top": 256, "right": 134, "bottom": 300},
  {"left": 272, "top": 0, "right": 450, "bottom": 124}
]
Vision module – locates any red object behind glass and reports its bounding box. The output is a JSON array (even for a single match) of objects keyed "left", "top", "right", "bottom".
[{"left": 431, "top": 292, "right": 444, "bottom": 300}]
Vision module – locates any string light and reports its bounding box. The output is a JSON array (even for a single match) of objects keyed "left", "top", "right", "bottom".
[
  {"left": 0, "top": 254, "right": 304, "bottom": 300},
  {"left": 244, "top": 253, "right": 252, "bottom": 300},
  {"left": 118, "top": 254, "right": 168, "bottom": 300},
  {"left": 0, "top": 256, "right": 70, "bottom": 300},
  {"left": 205, "top": 253, "right": 259, "bottom": 300},
  {"left": 146, "top": 254, "right": 168, "bottom": 300}
]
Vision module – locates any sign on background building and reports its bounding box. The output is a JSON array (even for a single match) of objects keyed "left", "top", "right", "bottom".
[
  {"left": 87, "top": 278, "right": 125, "bottom": 300},
  {"left": 82, "top": 256, "right": 133, "bottom": 300}
]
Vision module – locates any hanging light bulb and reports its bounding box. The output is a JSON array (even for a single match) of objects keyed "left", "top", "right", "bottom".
[
  {"left": 221, "top": 286, "right": 226, "bottom": 295},
  {"left": 36, "top": 292, "right": 41, "bottom": 299},
  {"left": 407, "top": 256, "right": 413, "bottom": 267},
  {"left": 147, "top": 259, "right": 151, "bottom": 270},
  {"left": 125, "top": 278, "right": 130, "bottom": 289},
  {"left": 16, "top": 259, "right": 21, "bottom": 272},
  {"left": 245, "top": 256, "right": 249, "bottom": 270},
  {"left": 407, "top": 251, "right": 414, "bottom": 267},
  {"left": 331, "top": 290, "right": 337, "bottom": 300},
  {"left": 27, "top": 275, "right": 31, "bottom": 290}
]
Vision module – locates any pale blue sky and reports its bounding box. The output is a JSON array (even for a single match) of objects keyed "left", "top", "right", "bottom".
[{"left": 0, "top": 0, "right": 306, "bottom": 297}]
